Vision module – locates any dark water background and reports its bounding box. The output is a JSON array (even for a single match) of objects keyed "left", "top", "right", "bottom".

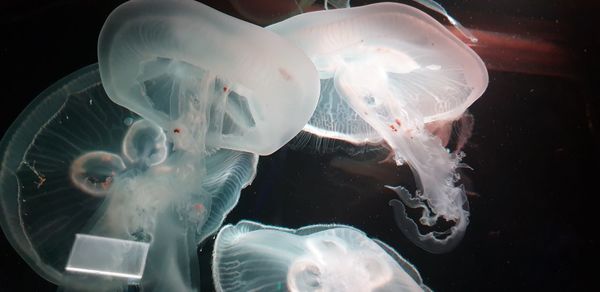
[{"left": 0, "top": 0, "right": 598, "bottom": 291}]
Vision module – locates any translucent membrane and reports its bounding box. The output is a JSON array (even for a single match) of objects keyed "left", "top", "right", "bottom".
[
  {"left": 410, "top": 0, "right": 479, "bottom": 43},
  {"left": 0, "top": 64, "right": 128, "bottom": 285},
  {"left": 0, "top": 64, "right": 259, "bottom": 291},
  {"left": 70, "top": 151, "right": 126, "bottom": 197},
  {"left": 121, "top": 119, "right": 168, "bottom": 167},
  {"left": 98, "top": 0, "right": 320, "bottom": 155},
  {"left": 269, "top": 3, "right": 488, "bottom": 253},
  {"left": 213, "top": 220, "right": 431, "bottom": 292},
  {"left": 325, "top": 0, "right": 479, "bottom": 42}
]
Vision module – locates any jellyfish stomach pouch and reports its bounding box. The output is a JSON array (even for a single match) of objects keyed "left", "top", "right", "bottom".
[
  {"left": 334, "top": 59, "right": 469, "bottom": 254},
  {"left": 85, "top": 150, "right": 213, "bottom": 291}
]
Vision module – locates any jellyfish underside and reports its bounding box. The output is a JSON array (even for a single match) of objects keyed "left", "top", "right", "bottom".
[
  {"left": 333, "top": 44, "right": 471, "bottom": 253},
  {"left": 136, "top": 57, "right": 259, "bottom": 155},
  {"left": 0, "top": 64, "right": 258, "bottom": 291},
  {"left": 212, "top": 221, "right": 430, "bottom": 292},
  {"left": 268, "top": 2, "right": 488, "bottom": 253},
  {"left": 303, "top": 78, "right": 382, "bottom": 145},
  {"left": 86, "top": 142, "right": 257, "bottom": 292},
  {"left": 71, "top": 89, "right": 258, "bottom": 290},
  {"left": 79, "top": 0, "right": 320, "bottom": 289}
]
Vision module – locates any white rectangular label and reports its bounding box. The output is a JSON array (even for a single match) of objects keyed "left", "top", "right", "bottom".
[{"left": 65, "top": 234, "right": 150, "bottom": 279}]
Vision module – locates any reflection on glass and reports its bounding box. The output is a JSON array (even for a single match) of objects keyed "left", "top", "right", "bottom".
[{"left": 65, "top": 234, "right": 150, "bottom": 280}]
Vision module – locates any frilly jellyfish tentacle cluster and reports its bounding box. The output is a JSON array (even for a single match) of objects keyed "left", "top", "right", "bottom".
[{"left": 269, "top": 2, "right": 488, "bottom": 253}]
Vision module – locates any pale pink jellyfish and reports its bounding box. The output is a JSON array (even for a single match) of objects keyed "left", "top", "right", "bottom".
[{"left": 269, "top": 2, "right": 488, "bottom": 253}]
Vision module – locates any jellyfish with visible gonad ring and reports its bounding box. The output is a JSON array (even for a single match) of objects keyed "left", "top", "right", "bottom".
[
  {"left": 213, "top": 220, "right": 432, "bottom": 291},
  {"left": 0, "top": 0, "right": 320, "bottom": 290}
]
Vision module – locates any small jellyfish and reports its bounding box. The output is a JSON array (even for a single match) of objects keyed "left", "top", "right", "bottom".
[
  {"left": 98, "top": 0, "right": 320, "bottom": 156},
  {"left": 269, "top": 3, "right": 488, "bottom": 253},
  {"left": 212, "top": 220, "right": 431, "bottom": 292},
  {"left": 0, "top": 64, "right": 258, "bottom": 291}
]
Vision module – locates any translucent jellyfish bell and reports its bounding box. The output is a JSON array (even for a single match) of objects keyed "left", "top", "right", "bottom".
[
  {"left": 0, "top": 64, "right": 258, "bottom": 291},
  {"left": 269, "top": 3, "right": 488, "bottom": 253},
  {"left": 213, "top": 220, "right": 431, "bottom": 292},
  {"left": 304, "top": 78, "right": 383, "bottom": 145},
  {"left": 98, "top": 0, "right": 320, "bottom": 155}
]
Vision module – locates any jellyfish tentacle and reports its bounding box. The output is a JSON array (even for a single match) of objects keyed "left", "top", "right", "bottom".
[
  {"left": 334, "top": 62, "right": 469, "bottom": 253},
  {"left": 386, "top": 174, "right": 469, "bottom": 254},
  {"left": 386, "top": 126, "right": 469, "bottom": 254},
  {"left": 383, "top": 126, "right": 470, "bottom": 254}
]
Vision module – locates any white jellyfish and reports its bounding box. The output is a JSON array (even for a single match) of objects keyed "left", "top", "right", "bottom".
[
  {"left": 98, "top": 0, "right": 320, "bottom": 156},
  {"left": 212, "top": 220, "right": 431, "bottom": 292},
  {"left": 268, "top": 2, "right": 488, "bottom": 253},
  {"left": 0, "top": 64, "right": 259, "bottom": 291},
  {"left": 1, "top": 0, "right": 322, "bottom": 289}
]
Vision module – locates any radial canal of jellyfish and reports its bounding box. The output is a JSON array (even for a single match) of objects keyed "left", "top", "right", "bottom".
[
  {"left": 212, "top": 220, "right": 431, "bottom": 292},
  {"left": 0, "top": 63, "right": 260, "bottom": 291},
  {"left": 97, "top": 0, "right": 319, "bottom": 289},
  {"left": 268, "top": 2, "right": 488, "bottom": 253}
]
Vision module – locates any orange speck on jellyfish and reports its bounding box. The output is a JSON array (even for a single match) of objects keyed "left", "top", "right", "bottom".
[
  {"left": 193, "top": 203, "right": 205, "bottom": 214},
  {"left": 101, "top": 176, "right": 113, "bottom": 190}
]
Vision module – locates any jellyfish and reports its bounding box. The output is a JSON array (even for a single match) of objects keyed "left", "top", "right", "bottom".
[
  {"left": 97, "top": 0, "right": 320, "bottom": 156},
  {"left": 212, "top": 220, "right": 431, "bottom": 292},
  {"left": 0, "top": 64, "right": 260, "bottom": 291},
  {"left": 1, "top": 0, "right": 320, "bottom": 289},
  {"left": 268, "top": 2, "right": 488, "bottom": 253}
]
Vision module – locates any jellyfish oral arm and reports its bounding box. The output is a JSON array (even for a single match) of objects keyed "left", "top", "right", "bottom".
[
  {"left": 384, "top": 134, "right": 469, "bottom": 254},
  {"left": 266, "top": 1, "right": 486, "bottom": 253},
  {"left": 334, "top": 63, "right": 469, "bottom": 254}
]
